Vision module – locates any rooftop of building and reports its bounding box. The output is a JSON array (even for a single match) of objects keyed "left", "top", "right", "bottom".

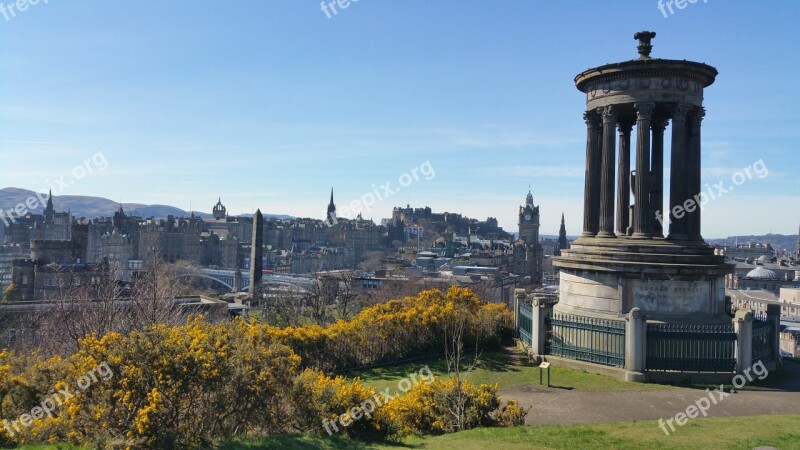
[
  {"left": 727, "top": 289, "right": 780, "bottom": 304},
  {"left": 745, "top": 266, "right": 781, "bottom": 280}
]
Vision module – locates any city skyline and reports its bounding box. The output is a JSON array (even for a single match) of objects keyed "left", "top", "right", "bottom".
[{"left": 1, "top": 1, "right": 798, "bottom": 237}]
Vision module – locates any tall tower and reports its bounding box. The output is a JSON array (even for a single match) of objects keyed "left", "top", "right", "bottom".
[
  {"left": 212, "top": 198, "right": 227, "bottom": 220},
  {"left": 248, "top": 210, "right": 264, "bottom": 300},
  {"left": 327, "top": 188, "right": 337, "bottom": 224},
  {"left": 113, "top": 204, "right": 126, "bottom": 231},
  {"left": 515, "top": 189, "right": 543, "bottom": 286},
  {"left": 795, "top": 223, "right": 800, "bottom": 259},
  {"left": 44, "top": 189, "right": 55, "bottom": 224},
  {"left": 518, "top": 189, "right": 540, "bottom": 245},
  {"left": 555, "top": 213, "right": 569, "bottom": 256}
]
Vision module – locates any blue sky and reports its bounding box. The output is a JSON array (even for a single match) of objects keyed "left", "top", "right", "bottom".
[{"left": 0, "top": 0, "right": 798, "bottom": 237}]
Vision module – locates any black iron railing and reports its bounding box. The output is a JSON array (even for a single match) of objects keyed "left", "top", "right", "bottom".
[
  {"left": 545, "top": 313, "right": 626, "bottom": 367},
  {"left": 646, "top": 323, "right": 736, "bottom": 372},
  {"left": 752, "top": 317, "right": 775, "bottom": 365}
]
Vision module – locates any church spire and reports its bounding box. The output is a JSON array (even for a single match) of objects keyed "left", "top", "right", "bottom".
[
  {"left": 45, "top": 188, "right": 54, "bottom": 212},
  {"left": 327, "top": 188, "right": 337, "bottom": 224},
  {"left": 558, "top": 212, "right": 569, "bottom": 252},
  {"left": 44, "top": 188, "right": 55, "bottom": 223}
]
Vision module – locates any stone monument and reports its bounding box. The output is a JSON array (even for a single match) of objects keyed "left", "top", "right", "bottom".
[{"left": 553, "top": 32, "right": 734, "bottom": 323}]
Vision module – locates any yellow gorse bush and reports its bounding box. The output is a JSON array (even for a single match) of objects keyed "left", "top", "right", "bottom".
[
  {"left": 0, "top": 287, "right": 516, "bottom": 449},
  {"left": 379, "top": 377, "right": 503, "bottom": 436},
  {"left": 260, "top": 287, "right": 512, "bottom": 372}
]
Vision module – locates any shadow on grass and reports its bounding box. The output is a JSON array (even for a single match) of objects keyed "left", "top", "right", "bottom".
[
  {"left": 352, "top": 356, "right": 450, "bottom": 382},
  {"left": 643, "top": 359, "right": 800, "bottom": 393},
  {"left": 472, "top": 348, "right": 520, "bottom": 374},
  {"left": 756, "top": 358, "right": 800, "bottom": 392},
  {"left": 352, "top": 347, "right": 519, "bottom": 384}
]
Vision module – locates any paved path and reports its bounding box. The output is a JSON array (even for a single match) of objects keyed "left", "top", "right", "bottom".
[{"left": 500, "top": 360, "right": 800, "bottom": 426}]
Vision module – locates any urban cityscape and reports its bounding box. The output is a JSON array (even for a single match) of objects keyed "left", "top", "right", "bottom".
[{"left": 1, "top": 2, "right": 799, "bottom": 450}]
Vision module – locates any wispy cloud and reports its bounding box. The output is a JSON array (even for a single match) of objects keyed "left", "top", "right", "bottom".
[{"left": 478, "top": 165, "right": 585, "bottom": 179}]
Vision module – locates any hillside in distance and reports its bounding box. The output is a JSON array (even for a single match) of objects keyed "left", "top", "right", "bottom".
[
  {"left": 707, "top": 234, "right": 798, "bottom": 253},
  {"left": 0, "top": 188, "right": 292, "bottom": 220}
]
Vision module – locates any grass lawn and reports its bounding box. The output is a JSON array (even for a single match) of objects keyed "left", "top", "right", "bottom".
[
  {"left": 11, "top": 415, "right": 800, "bottom": 449},
  {"left": 351, "top": 348, "right": 673, "bottom": 393},
  {"left": 214, "top": 414, "right": 800, "bottom": 449},
  {"left": 380, "top": 414, "right": 800, "bottom": 450}
]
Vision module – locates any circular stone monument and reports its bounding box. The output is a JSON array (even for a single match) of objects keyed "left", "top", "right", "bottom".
[{"left": 553, "top": 32, "right": 734, "bottom": 323}]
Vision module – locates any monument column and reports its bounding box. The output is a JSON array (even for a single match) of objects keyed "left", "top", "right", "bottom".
[
  {"left": 597, "top": 105, "right": 618, "bottom": 238},
  {"left": 581, "top": 111, "right": 601, "bottom": 237},
  {"left": 667, "top": 103, "right": 692, "bottom": 240},
  {"left": 632, "top": 102, "right": 655, "bottom": 238},
  {"left": 616, "top": 120, "right": 634, "bottom": 235},
  {"left": 650, "top": 118, "right": 668, "bottom": 237},
  {"left": 687, "top": 107, "right": 705, "bottom": 241}
]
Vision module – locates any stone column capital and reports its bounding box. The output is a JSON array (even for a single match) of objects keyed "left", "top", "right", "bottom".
[
  {"left": 651, "top": 117, "right": 669, "bottom": 133},
  {"left": 671, "top": 103, "right": 693, "bottom": 120},
  {"left": 598, "top": 105, "right": 618, "bottom": 123},
  {"left": 583, "top": 110, "right": 600, "bottom": 127},
  {"left": 688, "top": 107, "right": 706, "bottom": 128},
  {"left": 634, "top": 102, "right": 656, "bottom": 119},
  {"left": 617, "top": 120, "right": 635, "bottom": 135}
]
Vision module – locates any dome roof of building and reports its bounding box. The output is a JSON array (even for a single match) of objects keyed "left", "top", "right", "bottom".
[{"left": 745, "top": 267, "right": 779, "bottom": 280}]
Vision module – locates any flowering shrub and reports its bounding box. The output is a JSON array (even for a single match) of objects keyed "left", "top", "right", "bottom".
[
  {"left": 291, "top": 369, "right": 389, "bottom": 439},
  {"left": 495, "top": 399, "right": 530, "bottom": 427},
  {"left": 263, "top": 287, "right": 513, "bottom": 372},
  {"left": 0, "top": 288, "right": 519, "bottom": 448},
  {"left": 379, "top": 377, "right": 507, "bottom": 436}
]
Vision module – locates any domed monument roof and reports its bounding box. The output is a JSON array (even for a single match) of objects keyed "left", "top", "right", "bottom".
[{"left": 745, "top": 267, "right": 779, "bottom": 280}]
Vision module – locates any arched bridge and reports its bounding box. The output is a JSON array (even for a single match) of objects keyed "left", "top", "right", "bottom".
[{"left": 176, "top": 268, "right": 317, "bottom": 294}]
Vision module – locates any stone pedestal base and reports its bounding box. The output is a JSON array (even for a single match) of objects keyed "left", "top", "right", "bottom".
[{"left": 553, "top": 237, "right": 734, "bottom": 323}]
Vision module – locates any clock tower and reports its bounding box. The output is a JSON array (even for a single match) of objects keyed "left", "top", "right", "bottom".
[
  {"left": 519, "top": 190, "right": 540, "bottom": 245},
  {"left": 513, "top": 189, "right": 544, "bottom": 286}
]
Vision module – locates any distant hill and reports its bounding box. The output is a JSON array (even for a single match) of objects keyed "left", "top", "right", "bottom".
[
  {"left": 707, "top": 234, "right": 798, "bottom": 253},
  {"left": 0, "top": 188, "right": 292, "bottom": 220}
]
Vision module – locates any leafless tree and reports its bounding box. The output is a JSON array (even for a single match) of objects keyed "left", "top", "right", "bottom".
[
  {"left": 32, "top": 253, "right": 192, "bottom": 355},
  {"left": 440, "top": 302, "right": 484, "bottom": 432},
  {"left": 126, "top": 255, "right": 191, "bottom": 331},
  {"left": 261, "top": 284, "right": 309, "bottom": 327}
]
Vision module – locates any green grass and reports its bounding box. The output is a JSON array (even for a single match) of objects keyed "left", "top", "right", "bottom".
[
  {"left": 22, "top": 414, "right": 792, "bottom": 450},
  {"left": 9, "top": 410, "right": 800, "bottom": 450},
  {"left": 352, "top": 348, "right": 673, "bottom": 393},
  {"left": 211, "top": 415, "right": 800, "bottom": 449},
  {"left": 375, "top": 414, "right": 800, "bottom": 450}
]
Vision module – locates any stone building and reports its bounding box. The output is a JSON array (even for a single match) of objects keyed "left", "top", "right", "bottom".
[
  {"left": 513, "top": 190, "right": 543, "bottom": 286},
  {"left": 729, "top": 266, "right": 800, "bottom": 295},
  {"left": 212, "top": 198, "right": 227, "bottom": 220}
]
